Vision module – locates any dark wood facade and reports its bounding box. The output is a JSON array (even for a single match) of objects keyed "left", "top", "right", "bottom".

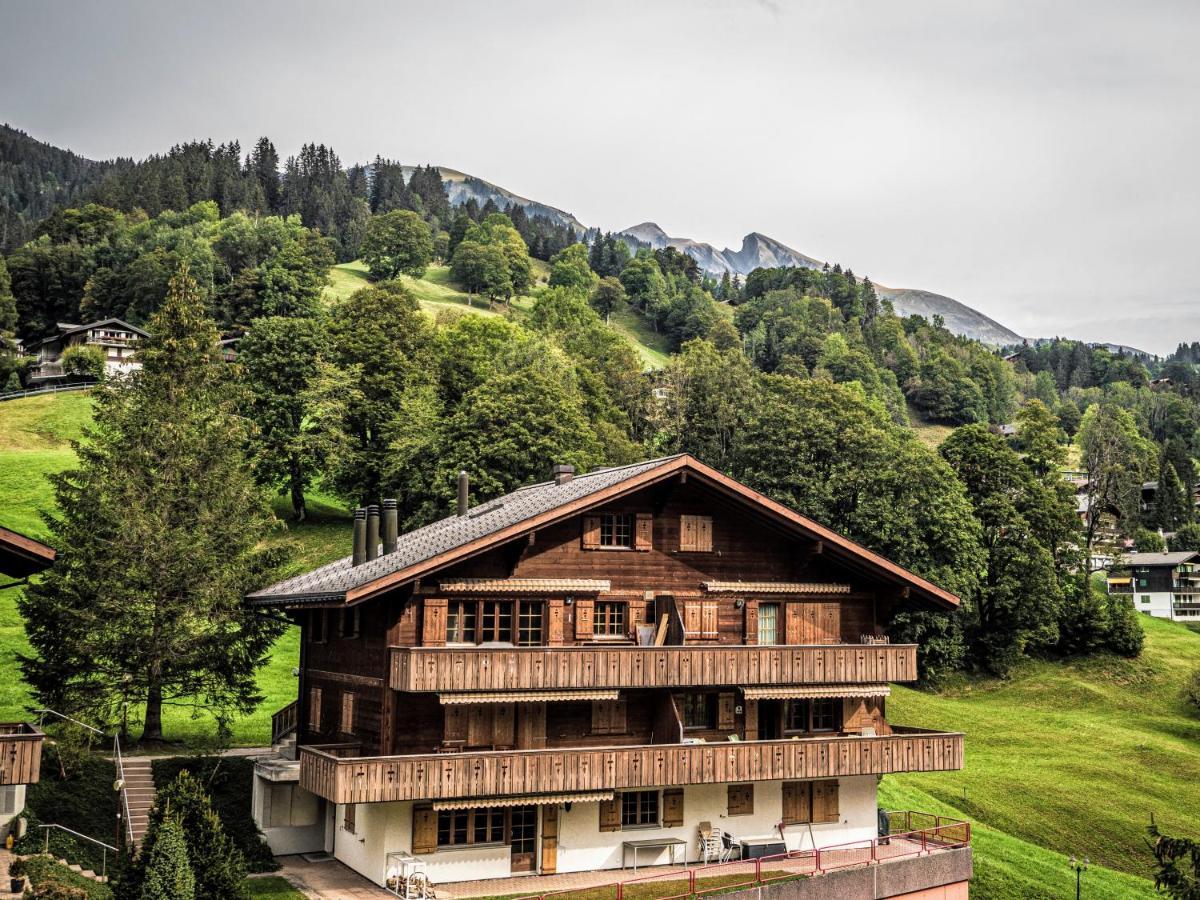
[{"left": 280, "top": 466, "right": 962, "bottom": 804}]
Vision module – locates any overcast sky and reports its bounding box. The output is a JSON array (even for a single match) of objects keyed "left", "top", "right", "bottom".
[{"left": 2, "top": 0, "right": 1198, "bottom": 353}]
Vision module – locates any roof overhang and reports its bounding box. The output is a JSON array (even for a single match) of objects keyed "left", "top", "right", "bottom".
[
  {"left": 0, "top": 527, "right": 56, "bottom": 579},
  {"left": 742, "top": 684, "right": 891, "bottom": 700}
]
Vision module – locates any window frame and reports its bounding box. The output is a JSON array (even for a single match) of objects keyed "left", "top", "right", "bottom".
[
  {"left": 436, "top": 807, "right": 508, "bottom": 849},
  {"left": 599, "top": 513, "right": 634, "bottom": 549},
  {"left": 681, "top": 693, "right": 716, "bottom": 730},
  {"left": 620, "top": 790, "right": 660, "bottom": 829},
  {"left": 339, "top": 606, "right": 361, "bottom": 640},
  {"left": 444, "top": 599, "right": 545, "bottom": 646},
  {"left": 784, "top": 698, "right": 840, "bottom": 735},
  {"left": 593, "top": 600, "right": 627, "bottom": 638},
  {"left": 309, "top": 609, "right": 327, "bottom": 644}
]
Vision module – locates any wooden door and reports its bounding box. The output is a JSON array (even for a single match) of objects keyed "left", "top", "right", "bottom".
[
  {"left": 510, "top": 806, "right": 537, "bottom": 873},
  {"left": 540, "top": 805, "right": 559, "bottom": 874}
]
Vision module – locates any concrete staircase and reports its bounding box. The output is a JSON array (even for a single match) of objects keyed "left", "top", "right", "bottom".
[{"left": 123, "top": 757, "right": 156, "bottom": 847}]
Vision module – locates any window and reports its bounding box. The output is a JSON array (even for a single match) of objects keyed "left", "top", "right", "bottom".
[
  {"left": 340, "top": 607, "right": 360, "bottom": 639},
  {"left": 758, "top": 603, "right": 780, "bottom": 645},
  {"left": 480, "top": 601, "right": 513, "bottom": 643},
  {"left": 343, "top": 802, "right": 357, "bottom": 834},
  {"left": 340, "top": 691, "right": 355, "bottom": 734},
  {"left": 785, "top": 699, "right": 840, "bottom": 734},
  {"left": 447, "top": 601, "right": 477, "bottom": 643},
  {"left": 1141, "top": 595, "right": 1151, "bottom": 604},
  {"left": 621, "top": 791, "right": 659, "bottom": 827},
  {"left": 309, "top": 609, "right": 327, "bottom": 644},
  {"left": 437, "top": 808, "right": 506, "bottom": 847},
  {"left": 600, "top": 514, "right": 633, "bottom": 548},
  {"left": 593, "top": 601, "right": 626, "bottom": 637},
  {"left": 517, "top": 602, "right": 544, "bottom": 646},
  {"left": 682, "top": 693, "right": 716, "bottom": 730}
]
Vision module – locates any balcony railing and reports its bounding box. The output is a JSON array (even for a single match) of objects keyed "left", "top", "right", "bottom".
[
  {"left": 0, "top": 722, "right": 44, "bottom": 785},
  {"left": 298, "top": 727, "right": 963, "bottom": 804},
  {"left": 390, "top": 643, "right": 917, "bottom": 693}
]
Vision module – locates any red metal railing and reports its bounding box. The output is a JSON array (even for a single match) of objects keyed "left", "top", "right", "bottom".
[{"left": 535, "top": 813, "right": 970, "bottom": 900}]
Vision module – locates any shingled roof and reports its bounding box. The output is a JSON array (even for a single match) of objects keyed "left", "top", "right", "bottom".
[
  {"left": 246, "top": 454, "right": 961, "bottom": 609},
  {"left": 0, "top": 526, "right": 56, "bottom": 579}
]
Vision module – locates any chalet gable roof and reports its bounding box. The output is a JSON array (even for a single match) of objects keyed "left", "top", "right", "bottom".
[
  {"left": 0, "top": 527, "right": 56, "bottom": 579},
  {"left": 27, "top": 318, "right": 149, "bottom": 350},
  {"left": 1116, "top": 550, "right": 1198, "bottom": 568},
  {"left": 246, "top": 454, "right": 961, "bottom": 609}
]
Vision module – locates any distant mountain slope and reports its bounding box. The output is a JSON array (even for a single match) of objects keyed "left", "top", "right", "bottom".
[
  {"left": 619, "top": 221, "right": 1024, "bottom": 345},
  {"left": 410, "top": 166, "right": 586, "bottom": 232}
]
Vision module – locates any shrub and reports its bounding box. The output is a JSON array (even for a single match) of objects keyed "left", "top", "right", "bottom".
[
  {"left": 1185, "top": 669, "right": 1200, "bottom": 715},
  {"left": 1104, "top": 594, "right": 1145, "bottom": 658},
  {"left": 139, "top": 817, "right": 194, "bottom": 900},
  {"left": 1169, "top": 523, "right": 1200, "bottom": 552},
  {"left": 1133, "top": 528, "right": 1167, "bottom": 553},
  {"left": 59, "top": 345, "right": 106, "bottom": 381},
  {"left": 13, "top": 856, "right": 111, "bottom": 899}
]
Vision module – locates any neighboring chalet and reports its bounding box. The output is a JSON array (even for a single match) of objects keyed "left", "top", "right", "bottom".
[
  {"left": 1108, "top": 550, "right": 1200, "bottom": 622},
  {"left": 25, "top": 319, "right": 148, "bottom": 382},
  {"left": 0, "top": 527, "right": 50, "bottom": 833},
  {"left": 247, "top": 455, "right": 969, "bottom": 894}
]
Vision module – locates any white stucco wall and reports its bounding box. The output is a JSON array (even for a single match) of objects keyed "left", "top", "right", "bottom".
[
  {"left": 0, "top": 786, "right": 27, "bottom": 836},
  {"left": 328, "top": 777, "right": 878, "bottom": 887},
  {"left": 251, "top": 774, "right": 326, "bottom": 856}
]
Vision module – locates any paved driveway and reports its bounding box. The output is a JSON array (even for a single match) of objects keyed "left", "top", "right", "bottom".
[{"left": 273, "top": 856, "right": 396, "bottom": 899}]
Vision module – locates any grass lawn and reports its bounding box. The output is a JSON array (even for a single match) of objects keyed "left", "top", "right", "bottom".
[
  {"left": 0, "top": 393, "right": 348, "bottom": 747},
  {"left": 886, "top": 614, "right": 1200, "bottom": 897},
  {"left": 245, "top": 875, "right": 308, "bottom": 898},
  {"left": 608, "top": 302, "right": 670, "bottom": 369}
]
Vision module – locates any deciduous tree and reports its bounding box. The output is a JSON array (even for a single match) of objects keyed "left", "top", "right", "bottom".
[{"left": 361, "top": 210, "right": 434, "bottom": 280}]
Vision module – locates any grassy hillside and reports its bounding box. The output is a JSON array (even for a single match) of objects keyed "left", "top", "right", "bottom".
[
  {"left": 0, "top": 392, "right": 343, "bottom": 747},
  {"left": 886, "top": 614, "right": 1200, "bottom": 897},
  {"left": 324, "top": 261, "right": 669, "bottom": 368}
]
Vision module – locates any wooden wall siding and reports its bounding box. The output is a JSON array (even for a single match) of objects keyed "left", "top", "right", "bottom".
[
  {"left": 297, "top": 730, "right": 964, "bottom": 804},
  {"left": 0, "top": 724, "right": 43, "bottom": 785},
  {"left": 305, "top": 603, "right": 392, "bottom": 677},
  {"left": 391, "top": 644, "right": 917, "bottom": 692},
  {"left": 427, "top": 483, "right": 894, "bottom": 646},
  {"left": 301, "top": 673, "right": 384, "bottom": 754}
]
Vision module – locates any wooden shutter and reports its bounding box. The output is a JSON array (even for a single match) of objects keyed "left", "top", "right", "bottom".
[
  {"left": 582, "top": 516, "right": 602, "bottom": 549},
  {"left": 467, "top": 705, "right": 491, "bottom": 747},
  {"left": 782, "top": 781, "right": 812, "bottom": 825},
  {"left": 683, "top": 601, "right": 701, "bottom": 638},
  {"left": 717, "top": 693, "right": 736, "bottom": 730},
  {"left": 541, "top": 806, "right": 559, "bottom": 874},
  {"left": 575, "top": 599, "right": 594, "bottom": 639},
  {"left": 308, "top": 686, "right": 322, "bottom": 731},
  {"left": 743, "top": 699, "right": 759, "bottom": 741},
  {"left": 340, "top": 691, "right": 355, "bottom": 734},
  {"left": 599, "top": 797, "right": 621, "bottom": 832},
  {"left": 444, "top": 705, "right": 467, "bottom": 742},
  {"left": 813, "top": 780, "right": 840, "bottom": 823},
  {"left": 343, "top": 802, "right": 356, "bottom": 834},
  {"left": 819, "top": 604, "right": 841, "bottom": 644},
  {"left": 701, "top": 601, "right": 719, "bottom": 639},
  {"left": 547, "top": 599, "right": 565, "bottom": 646},
  {"left": 680, "top": 515, "right": 713, "bottom": 552},
  {"left": 662, "top": 788, "right": 684, "bottom": 828},
  {"left": 422, "top": 598, "right": 448, "bottom": 647},
  {"left": 518, "top": 702, "right": 547, "bottom": 749},
  {"left": 412, "top": 806, "right": 437, "bottom": 854},
  {"left": 635, "top": 512, "right": 653, "bottom": 550},
  {"left": 680, "top": 515, "right": 698, "bottom": 551},
  {"left": 592, "top": 699, "right": 627, "bottom": 735},
  {"left": 744, "top": 600, "right": 758, "bottom": 646},
  {"left": 696, "top": 516, "right": 713, "bottom": 552},
  {"left": 494, "top": 703, "right": 516, "bottom": 747},
  {"left": 727, "top": 784, "right": 754, "bottom": 816},
  {"left": 785, "top": 604, "right": 802, "bottom": 644}
]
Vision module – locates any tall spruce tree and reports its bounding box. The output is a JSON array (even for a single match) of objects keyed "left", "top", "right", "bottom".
[{"left": 19, "top": 267, "right": 284, "bottom": 740}]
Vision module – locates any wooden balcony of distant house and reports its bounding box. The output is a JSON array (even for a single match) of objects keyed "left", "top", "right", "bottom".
[
  {"left": 390, "top": 642, "right": 918, "bottom": 694},
  {"left": 298, "top": 727, "right": 964, "bottom": 805},
  {"left": 0, "top": 722, "right": 44, "bottom": 785}
]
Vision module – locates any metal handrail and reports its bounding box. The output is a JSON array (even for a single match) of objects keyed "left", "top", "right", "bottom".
[
  {"left": 0, "top": 383, "right": 95, "bottom": 403},
  {"left": 38, "top": 823, "right": 117, "bottom": 879},
  {"left": 35, "top": 708, "right": 135, "bottom": 846}
]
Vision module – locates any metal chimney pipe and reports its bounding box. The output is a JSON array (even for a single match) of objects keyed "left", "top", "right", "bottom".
[
  {"left": 457, "top": 471, "right": 470, "bottom": 517},
  {"left": 365, "top": 505, "right": 380, "bottom": 562},
  {"left": 382, "top": 499, "right": 399, "bottom": 555},
  {"left": 352, "top": 508, "right": 367, "bottom": 567}
]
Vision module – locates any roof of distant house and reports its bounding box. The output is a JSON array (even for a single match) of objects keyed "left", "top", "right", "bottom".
[
  {"left": 27, "top": 318, "right": 149, "bottom": 350},
  {"left": 247, "top": 454, "right": 961, "bottom": 610},
  {"left": 1116, "top": 551, "right": 1198, "bottom": 568},
  {"left": 0, "top": 526, "right": 56, "bottom": 578}
]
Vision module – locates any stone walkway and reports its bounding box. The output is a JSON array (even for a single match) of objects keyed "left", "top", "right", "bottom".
[{"left": 275, "top": 855, "right": 396, "bottom": 899}]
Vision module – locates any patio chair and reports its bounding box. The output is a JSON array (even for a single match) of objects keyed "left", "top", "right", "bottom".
[{"left": 720, "top": 830, "right": 742, "bottom": 863}]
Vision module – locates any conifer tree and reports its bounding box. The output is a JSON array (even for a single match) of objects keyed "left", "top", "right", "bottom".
[
  {"left": 19, "top": 266, "right": 284, "bottom": 740},
  {"left": 138, "top": 816, "right": 195, "bottom": 900}
]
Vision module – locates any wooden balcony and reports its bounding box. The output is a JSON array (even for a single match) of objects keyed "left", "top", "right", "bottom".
[
  {"left": 0, "top": 723, "right": 43, "bottom": 785},
  {"left": 299, "top": 727, "right": 962, "bottom": 804},
  {"left": 390, "top": 643, "right": 917, "bottom": 693}
]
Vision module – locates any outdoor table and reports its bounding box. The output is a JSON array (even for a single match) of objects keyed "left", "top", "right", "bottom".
[
  {"left": 622, "top": 837, "right": 687, "bottom": 871},
  {"left": 737, "top": 836, "right": 787, "bottom": 859}
]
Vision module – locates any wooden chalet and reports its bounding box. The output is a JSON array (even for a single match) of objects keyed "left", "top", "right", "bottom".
[{"left": 248, "top": 455, "right": 966, "bottom": 891}]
